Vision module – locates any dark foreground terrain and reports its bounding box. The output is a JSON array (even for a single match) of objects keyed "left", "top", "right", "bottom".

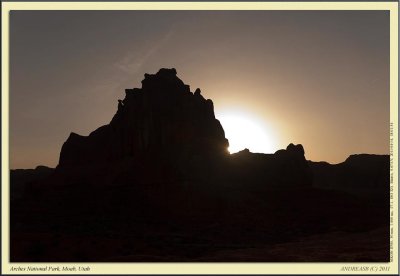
[{"left": 11, "top": 69, "right": 390, "bottom": 262}]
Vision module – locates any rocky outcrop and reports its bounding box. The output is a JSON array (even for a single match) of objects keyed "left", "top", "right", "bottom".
[
  {"left": 58, "top": 68, "right": 229, "bottom": 169},
  {"left": 229, "top": 144, "right": 313, "bottom": 188},
  {"left": 274, "top": 143, "right": 313, "bottom": 187}
]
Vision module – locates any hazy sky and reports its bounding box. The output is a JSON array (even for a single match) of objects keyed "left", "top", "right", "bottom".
[{"left": 10, "top": 10, "right": 390, "bottom": 169}]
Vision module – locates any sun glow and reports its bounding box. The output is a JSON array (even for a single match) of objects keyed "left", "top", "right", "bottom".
[{"left": 217, "top": 112, "right": 277, "bottom": 154}]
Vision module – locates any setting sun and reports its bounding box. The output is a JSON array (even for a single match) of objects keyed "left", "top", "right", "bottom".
[{"left": 217, "top": 112, "right": 277, "bottom": 154}]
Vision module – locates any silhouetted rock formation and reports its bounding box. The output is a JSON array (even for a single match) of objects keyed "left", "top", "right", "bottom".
[
  {"left": 52, "top": 69, "right": 314, "bottom": 189},
  {"left": 274, "top": 143, "right": 312, "bottom": 187},
  {"left": 59, "top": 68, "right": 228, "bottom": 170},
  {"left": 10, "top": 69, "right": 389, "bottom": 262}
]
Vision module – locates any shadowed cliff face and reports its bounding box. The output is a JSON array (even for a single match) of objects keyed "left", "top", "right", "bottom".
[{"left": 58, "top": 68, "right": 229, "bottom": 169}]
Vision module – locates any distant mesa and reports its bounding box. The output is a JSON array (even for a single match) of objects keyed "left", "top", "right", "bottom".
[
  {"left": 309, "top": 154, "right": 389, "bottom": 193},
  {"left": 10, "top": 166, "right": 54, "bottom": 200}
]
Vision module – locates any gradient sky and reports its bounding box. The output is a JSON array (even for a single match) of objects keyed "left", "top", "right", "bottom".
[{"left": 10, "top": 10, "right": 390, "bottom": 169}]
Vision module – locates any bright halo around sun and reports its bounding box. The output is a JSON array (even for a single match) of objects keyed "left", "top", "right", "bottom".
[{"left": 217, "top": 112, "right": 277, "bottom": 154}]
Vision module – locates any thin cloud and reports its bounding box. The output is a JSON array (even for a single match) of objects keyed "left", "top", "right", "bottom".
[{"left": 114, "top": 29, "right": 175, "bottom": 74}]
